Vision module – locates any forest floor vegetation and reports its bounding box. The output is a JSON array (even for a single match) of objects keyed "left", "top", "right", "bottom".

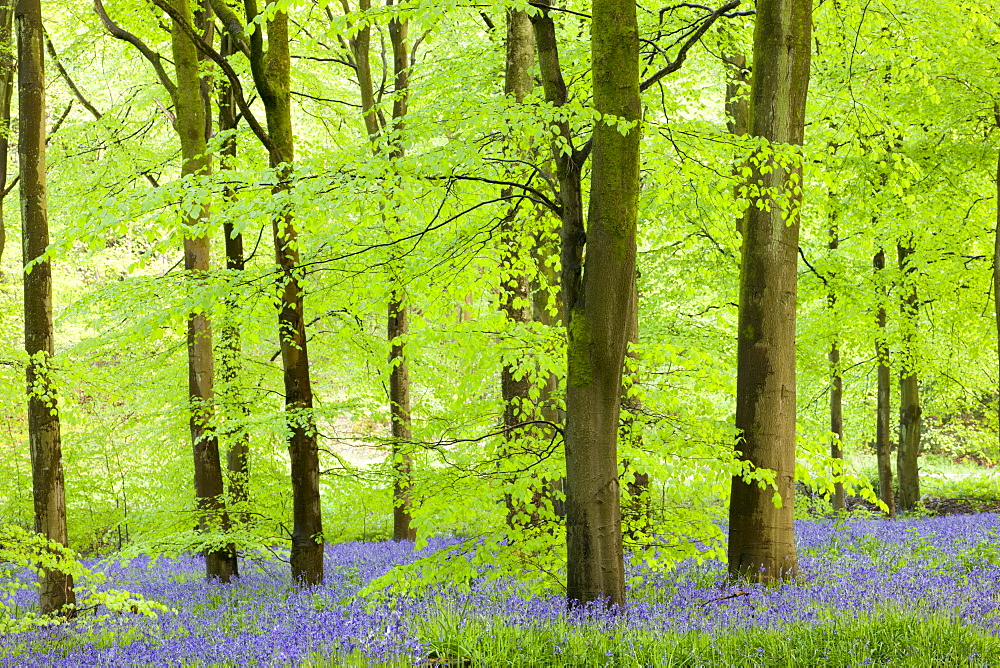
[{"left": 5, "top": 509, "right": 1000, "bottom": 665}]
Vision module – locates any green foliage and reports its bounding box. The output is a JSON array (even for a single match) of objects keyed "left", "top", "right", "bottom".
[{"left": 0, "top": 524, "right": 168, "bottom": 633}]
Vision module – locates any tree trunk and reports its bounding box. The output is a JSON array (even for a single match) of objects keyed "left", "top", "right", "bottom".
[
  {"left": 728, "top": 0, "right": 811, "bottom": 582},
  {"left": 722, "top": 51, "right": 749, "bottom": 236},
  {"left": 346, "top": 2, "right": 417, "bottom": 541},
  {"left": 245, "top": 4, "right": 324, "bottom": 584},
  {"left": 498, "top": 8, "right": 538, "bottom": 528},
  {"left": 17, "top": 0, "right": 75, "bottom": 616},
  {"left": 170, "top": 0, "right": 236, "bottom": 582},
  {"left": 873, "top": 249, "right": 895, "bottom": 518},
  {"left": 388, "top": 292, "right": 415, "bottom": 540},
  {"left": 622, "top": 284, "right": 650, "bottom": 540},
  {"left": 828, "top": 228, "right": 845, "bottom": 511},
  {"left": 0, "top": 1, "right": 13, "bottom": 266},
  {"left": 994, "top": 142, "right": 1000, "bottom": 458},
  {"left": 217, "top": 32, "right": 250, "bottom": 521},
  {"left": 561, "top": 0, "right": 640, "bottom": 607},
  {"left": 897, "top": 240, "right": 921, "bottom": 511}
]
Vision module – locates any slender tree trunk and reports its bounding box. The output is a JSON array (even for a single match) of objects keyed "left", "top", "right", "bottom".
[
  {"left": 385, "top": 8, "right": 416, "bottom": 543},
  {"left": 728, "top": 0, "right": 811, "bottom": 582},
  {"left": 722, "top": 51, "right": 749, "bottom": 236},
  {"left": 0, "top": 1, "right": 13, "bottom": 265},
  {"left": 498, "top": 8, "right": 538, "bottom": 528},
  {"left": 388, "top": 292, "right": 415, "bottom": 540},
  {"left": 561, "top": 0, "right": 640, "bottom": 607},
  {"left": 828, "top": 227, "right": 845, "bottom": 511},
  {"left": 170, "top": 0, "right": 236, "bottom": 582},
  {"left": 897, "top": 240, "right": 921, "bottom": 511},
  {"left": 622, "top": 284, "right": 650, "bottom": 540},
  {"left": 245, "top": 4, "right": 324, "bottom": 584},
  {"left": 873, "top": 249, "right": 895, "bottom": 518},
  {"left": 994, "top": 140, "right": 1000, "bottom": 456},
  {"left": 346, "top": 2, "right": 417, "bottom": 541},
  {"left": 531, "top": 225, "right": 564, "bottom": 518},
  {"left": 17, "top": 0, "right": 75, "bottom": 616},
  {"left": 216, "top": 32, "right": 250, "bottom": 520}
]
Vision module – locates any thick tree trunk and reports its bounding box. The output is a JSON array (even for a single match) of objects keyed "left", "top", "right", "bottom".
[
  {"left": 245, "top": 5, "right": 324, "bottom": 584},
  {"left": 828, "top": 228, "right": 845, "bottom": 511},
  {"left": 17, "top": 0, "right": 75, "bottom": 616},
  {"left": 217, "top": 32, "right": 250, "bottom": 520},
  {"left": 170, "top": 0, "right": 236, "bottom": 582},
  {"left": 896, "top": 240, "right": 921, "bottom": 511},
  {"left": 728, "top": 0, "right": 811, "bottom": 582},
  {"left": 561, "top": 0, "right": 640, "bottom": 607},
  {"left": 873, "top": 249, "right": 895, "bottom": 518}
]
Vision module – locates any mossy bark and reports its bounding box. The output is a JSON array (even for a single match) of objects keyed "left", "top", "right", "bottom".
[
  {"left": 562, "top": 0, "right": 640, "bottom": 607},
  {"left": 245, "top": 1, "right": 324, "bottom": 584},
  {"left": 17, "top": 0, "right": 75, "bottom": 615},
  {"left": 170, "top": 0, "right": 237, "bottom": 582},
  {"left": 728, "top": 0, "right": 811, "bottom": 582}
]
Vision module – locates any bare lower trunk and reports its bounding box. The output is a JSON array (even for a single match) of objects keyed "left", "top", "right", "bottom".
[
  {"left": 622, "top": 284, "right": 649, "bottom": 539},
  {"left": 994, "top": 144, "right": 1000, "bottom": 458},
  {"left": 17, "top": 0, "right": 75, "bottom": 615},
  {"left": 828, "top": 228, "right": 844, "bottom": 511},
  {"left": 896, "top": 240, "right": 921, "bottom": 512},
  {"left": 389, "top": 292, "right": 416, "bottom": 541},
  {"left": 873, "top": 249, "right": 895, "bottom": 518},
  {"left": 562, "top": 0, "right": 640, "bottom": 607},
  {"left": 729, "top": 0, "right": 811, "bottom": 582}
]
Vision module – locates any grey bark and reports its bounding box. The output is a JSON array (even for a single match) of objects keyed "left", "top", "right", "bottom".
[{"left": 728, "top": 0, "right": 811, "bottom": 582}]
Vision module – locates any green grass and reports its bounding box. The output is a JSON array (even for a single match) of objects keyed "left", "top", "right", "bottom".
[{"left": 298, "top": 608, "right": 1000, "bottom": 667}]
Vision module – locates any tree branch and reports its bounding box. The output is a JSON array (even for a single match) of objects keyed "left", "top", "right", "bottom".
[
  {"left": 148, "top": 0, "right": 280, "bottom": 162},
  {"left": 640, "top": 0, "right": 741, "bottom": 93},
  {"left": 93, "top": 0, "right": 177, "bottom": 101}
]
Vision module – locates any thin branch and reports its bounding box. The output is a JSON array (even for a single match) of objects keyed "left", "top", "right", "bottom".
[
  {"left": 44, "top": 31, "right": 102, "bottom": 119},
  {"left": 148, "top": 0, "right": 280, "bottom": 162},
  {"left": 93, "top": 0, "right": 177, "bottom": 101},
  {"left": 640, "top": 0, "right": 741, "bottom": 93},
  {"left": 3, "top": 103, "right": 75, "bottom": 199}
]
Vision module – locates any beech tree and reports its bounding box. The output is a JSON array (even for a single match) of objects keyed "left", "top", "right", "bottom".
[
  {"left": 728, "top": 0, "right": 811, "bottom": 581},
  {"left": 18, "top": 0, "right": 75, "bottom": 614}
]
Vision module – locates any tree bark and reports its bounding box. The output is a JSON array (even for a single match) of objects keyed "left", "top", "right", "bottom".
[
  {"left": 828, "top": 227, "right": 845, "bottom": 511},
  {"left": 561, "top": 0, "right": 640, "bottom": 607},
  {"left": 873, "top": 248, "right": 895, "bottom": 518},
  {"left": 498, "top": 8, "right": 538, "bottom": 528},
  {"left": 994, "top": 142, "right": 1000, "bottom": 459},
  {"left": 728, "top": 0, "right": 811, "bottom": 582},
  {"left": 170, "top": 0, "right": 237, "bottom": 582},
  {"left": 0, "top": 1, "right": 13, "bottom": 266},
  {"left": 345, "top": 0, "right": 417, "bottom": 541},
  {"left": 723, "top": 51, "right": 749, "bottom": 236},
  {"left": 217, "top": 32, "right": 251, "bottom": 521},
  {"left": 243, "top": 1, "right": 324, "bottom": 584},
  {"left": 17, "top": 0, "right": 75, "bottom": 616},
  {"left": 897, "top": 240, "right": 921, "bottom": 511}
]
